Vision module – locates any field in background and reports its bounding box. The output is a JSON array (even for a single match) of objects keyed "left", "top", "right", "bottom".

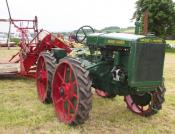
[
  {"left": 166, "top": 40, "right": 175, "bottom": 45},
  {"left": 0, "top": 47, "right": 19, "bottom": 63},
  {"left": 0, "top": 48, "right": 175, "bottom": 134}
]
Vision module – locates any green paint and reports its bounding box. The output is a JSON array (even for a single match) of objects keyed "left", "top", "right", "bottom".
[
  {"left": 51, "top": 48, "right": 67, "bottom": 61},
  {"left": 56, "top": 32, "right": 166, "bottom": 96}
]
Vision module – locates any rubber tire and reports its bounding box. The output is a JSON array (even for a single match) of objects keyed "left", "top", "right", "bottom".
[
  {"left": 52, "top": 57, "right": 92, "bottom": 125},
  {"left": 144, "top": 84, "right": 166, "bottom": 116},
  {"left": 37, "top": 52, "right": 56, "bottom": 103}
]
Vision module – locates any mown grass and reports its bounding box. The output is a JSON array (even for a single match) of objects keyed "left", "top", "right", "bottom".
[
  {"left": 166, "top": 49, "right": 175, "bottom": 53},
  {"left": 166, "top": 40, "right": 175, "bottom": 45},
  {"left": 0, "top": 47, "right": 19, "bottom": 63},
  {"left": 0, "top": 48, "right": 175, "bottom": 134}
]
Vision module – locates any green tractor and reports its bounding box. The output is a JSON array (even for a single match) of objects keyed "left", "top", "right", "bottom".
[{"left": 37, "top": 26, "right": 166, "bottom": 125}]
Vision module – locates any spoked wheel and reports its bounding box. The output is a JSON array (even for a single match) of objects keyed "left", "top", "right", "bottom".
[
  {"left": 36, "top": 52, "right": 56, "bottom": 103},
  {"left": 95, "top": 89, "right": 116, "bottom": 98},
  {"left": 52, "top": 57, "right": 92, "bottom": 125},
  {"left": 124, "top": 84, "right": 166, "bottom": 116}
]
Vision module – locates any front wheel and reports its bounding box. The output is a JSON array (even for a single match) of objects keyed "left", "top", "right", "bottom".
[
  {"left": 52, "top": 57, "right": 92, "bottom": 125},
  {"left": 124, "top": 84, "right": 166, "bottom": 116}
]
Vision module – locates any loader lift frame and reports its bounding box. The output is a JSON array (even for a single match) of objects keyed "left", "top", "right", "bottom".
[{"left": 0, "top": 16, "right": 71, "bottom": 77}]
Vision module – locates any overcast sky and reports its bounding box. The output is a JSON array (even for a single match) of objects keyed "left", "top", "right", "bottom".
[{"left": 0, "top": 0, "right": 174, "bottom": 32}]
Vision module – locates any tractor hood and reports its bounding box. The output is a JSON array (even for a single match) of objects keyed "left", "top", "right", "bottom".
[
  {"left": 86, "top": 33, "right": 164, "bottom": 47},
  {"left": 88, "top": 33, "right": 145, "bottom": 41}
]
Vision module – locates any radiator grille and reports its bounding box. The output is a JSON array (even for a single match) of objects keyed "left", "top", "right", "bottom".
[{"left": 135, "top": 44, "right": 165, "bottom": 81}]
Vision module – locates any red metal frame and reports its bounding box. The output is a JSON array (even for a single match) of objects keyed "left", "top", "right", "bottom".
[{"left": 0, "top": 16, "right": 72, "bottom": 78}]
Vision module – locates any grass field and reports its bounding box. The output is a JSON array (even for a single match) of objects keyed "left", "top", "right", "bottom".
[
  {"left": 166, "top": 40, "right": 175, "bottom": 45},
  {"left": 0, "top": 48, "right": 175, "bottom": 134}
]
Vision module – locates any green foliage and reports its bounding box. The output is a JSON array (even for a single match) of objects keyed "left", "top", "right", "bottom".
[
  {"left": 100, "top": 26, "right": 120, "bottom": 33},
  {"left": 10, "top": 38, "right": 20, "bottom": 45},
  {"left": 99, "top": 26, "right": 135, "bottom": 33},
  {"left": 166, "top": 48, "right": 175, "bottom": 53},
  {"left": 134, "top": 0, "right": 175, "bottom": 38}
]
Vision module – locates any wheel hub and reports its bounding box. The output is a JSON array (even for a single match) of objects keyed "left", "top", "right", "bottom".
[
  {"left": 60, "top": 87, "right": 65, "bottom": 96},
  {"left": 60, "top": 83, "right": 72, "bottom": 98}
]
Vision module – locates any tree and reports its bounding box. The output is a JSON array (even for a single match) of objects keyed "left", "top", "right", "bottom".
[{"left": 134, "top": 0, "right": 175, "bottom": 38}]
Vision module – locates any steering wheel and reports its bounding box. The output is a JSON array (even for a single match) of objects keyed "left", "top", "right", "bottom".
[{"left": 75, "top": 25, "right": 95, "bottom": 43}]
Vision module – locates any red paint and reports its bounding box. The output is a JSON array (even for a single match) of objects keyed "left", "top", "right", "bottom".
[
  {"left": 124, "top": 95, "right": 151, "bottom": 115},
  {"left": 1, "top": 16, "right": 72, "bottom": 78},
  {"left": 95, "top": 89, "right": 109, "bottom": 97},
  {"left": 52, "top": 62, "right": 78, "bottom": 123},
  {"left": 36, "top": 56, "right": 47, "bottom": 102}
]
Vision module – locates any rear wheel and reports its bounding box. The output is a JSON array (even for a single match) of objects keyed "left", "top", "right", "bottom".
[
  {"left": 124, "top": 84, "right": 166, "bottom": 116},
  {"left": 52, "top": 57, "right": 92, "bottom": 125},
  {"left": 36, "top": 52, "right": 56, "bottom": 103}
]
